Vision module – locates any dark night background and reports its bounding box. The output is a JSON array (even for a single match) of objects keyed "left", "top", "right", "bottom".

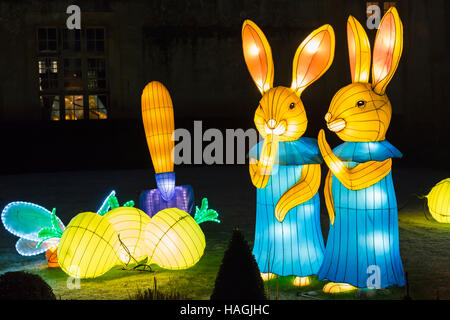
[{"left": 0, "top": 0, "right": 448, "bottom": 174}]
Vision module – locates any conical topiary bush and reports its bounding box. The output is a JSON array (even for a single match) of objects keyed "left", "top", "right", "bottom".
[{"left": 210, "top": 228, "right": 265, "bottom": 300}]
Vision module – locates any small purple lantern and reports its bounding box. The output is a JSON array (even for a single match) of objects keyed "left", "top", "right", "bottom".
[{"left": 139, "top": 184, "right": 194, "bottom": 217}]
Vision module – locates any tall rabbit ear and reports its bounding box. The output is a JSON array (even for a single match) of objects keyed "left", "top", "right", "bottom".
[
  {"left": 291, "top": 24, "right": 335, "bottom": 96},
  {"left": 347, "top": 16, "right": 371, "bottom": 83},
  {"left": 242, "top": 20, "right": 274, "bottom": 94},
  {"left": 372, "top": 7, "right": 403, "bottom": 95}
]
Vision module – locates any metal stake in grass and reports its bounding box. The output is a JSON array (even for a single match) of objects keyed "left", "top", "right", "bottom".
[{"left": 118, "top": 234, "right": 153, "bottom": 273}]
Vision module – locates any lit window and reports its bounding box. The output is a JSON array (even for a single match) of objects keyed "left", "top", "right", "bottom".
[
  {"left": 87, "top": 59, "right": 106, "bottom": 90},
  {"left": 40, "top": 95, "right": 60, "bottom": 121},
  {"left": 89, "top": 95, "right": 108, "bottom": 119},
  {"left": 63, "top": 59, "right": 83, "bottom": 90},
  {"left": 37, "top": 26, "right": 109, "bottom": 120},
  {"left": 38, "top": 57, "right": 58, "bottom": 91},
  {"left": 65, "top": 95, "right": 84, "bottom": 120}
]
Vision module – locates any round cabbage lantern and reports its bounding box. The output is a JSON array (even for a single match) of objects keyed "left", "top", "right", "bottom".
[
  {"left": 103, "top": 207, "right": 151, "bottom": 264},
  {"left": 58, "top": 212, "right": 120, "bottom": 279},
  {"left": 426, "top": 178, "right": 450, "bottom": 223},
  {"left": 144, "top": 208, "right": 205, "bottom": 270}
]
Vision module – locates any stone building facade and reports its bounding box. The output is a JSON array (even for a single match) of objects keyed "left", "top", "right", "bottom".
[{"left": 0, "top": 0, "right": 448, "bottom": 171}]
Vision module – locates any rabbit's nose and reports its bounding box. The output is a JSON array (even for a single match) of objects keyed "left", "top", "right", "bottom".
[
  {"left": 324, "top": 112, "right": 332, "bottom": 123},
  {"left": 267, "top": 119, "right": 276, "bottom": 129}
]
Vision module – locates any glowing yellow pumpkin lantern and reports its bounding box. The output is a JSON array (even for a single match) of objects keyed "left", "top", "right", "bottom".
[
  {"left": 58, "top": 212, "right": 120, "bottom": 279},
  {"left": 144, "top": 208, "right": 205, "bottom": 270},
  {"left": 426, "top": 178, "right": 450, "bottom": 223},
  {"left": 103, "top": 207, "right": 151, "bottom": 263}
]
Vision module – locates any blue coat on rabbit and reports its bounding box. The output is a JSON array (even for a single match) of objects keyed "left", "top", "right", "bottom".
[
  {"left": 250, "top": 138, "right": 324, "bottom": 278},
  {"left": 317, "top": 140, "right": 405, "bottom": 289}
]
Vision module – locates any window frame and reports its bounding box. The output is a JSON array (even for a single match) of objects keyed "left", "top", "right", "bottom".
[{"left": 37, "top": 26, "right": 109, "bottom": 121}]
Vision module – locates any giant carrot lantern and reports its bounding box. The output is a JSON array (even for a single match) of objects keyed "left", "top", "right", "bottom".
[
  {"left": 317, "top": 7, "right": 405, "bottom": 293},
  {"left": 141, "top": 81, "right": 176, "bottom": 201},
  {"left": 140, "top": 81, "right": 194, "bottom": 216},
  {"left": 242, "top": 20, "right": 335, "bottom": 286}
]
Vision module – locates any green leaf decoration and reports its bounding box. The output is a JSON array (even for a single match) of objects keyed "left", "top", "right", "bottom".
[
  {"left": 35, "top": 208, "right": 63, "bottom": 248},
  {"left": 123, "top": 200, "right": 135, "bottom": 207},
  {"left": 109, "top": 196, "right": 120, "bottom": 210},
  {"left": 36, "top": 236, "right": 55, "bottom": 249},
  {"left": 37, "top": 227, "right": 56, "bottom": 239},
  {"left": 98, "top": 192, "right": 135, "bottom": 216},
  {"left": 194, "top": 198, "right": 221, "bottom": 225},
  {"left": 51, "top": 208, "right": 58, "bottom": 230}
]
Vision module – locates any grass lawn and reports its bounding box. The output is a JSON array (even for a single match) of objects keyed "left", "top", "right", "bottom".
[{"left": 0, "top": 166, "right": 448, "bottom": 300}]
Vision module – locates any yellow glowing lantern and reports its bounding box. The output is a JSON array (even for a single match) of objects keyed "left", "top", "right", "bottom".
[
  {"left": 103, "top": 207, "right": 151, "bottom": 263},
  {"left": 324, "top": 8, "right": 403, "bottom": 143},
  {"left": 141, "top": 81, "right": 176, "bottom": 201},
  {"left": 144, "top": 208, "right": 205, "bottom": 270},
  {"left": 58, "top": 212, "right": 120, "bottom": 279},
  {"left": 293, "top": 276, "right": 311, "bottom": 287},
  {"left": 242, "top": 19, "right": 334, "bottom": 282},
  {"left": 317, "top": 8, "right": 406, "bottom": 291},
  {"left": 141, "top": 81, "right": 174, "bottom": 174},
  {"left": 426, "top": 178, "right": 450, "bottom": 223}
]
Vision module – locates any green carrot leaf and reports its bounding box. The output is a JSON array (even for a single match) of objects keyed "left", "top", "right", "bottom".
[
  {"left": 194, "top": 198, "right": 221, "bottom": 225},
  {"left": 109, "top": 196, "right": 120, "bottom": 210},
  {"left": 35, "top": 236, "right": 56, "bottom": 249},
  {"left": 122, "top": 200, "right": 135, "bottom": 207},
  {"left": 37, "top": 227, "right": 55, "bottom": 239}
]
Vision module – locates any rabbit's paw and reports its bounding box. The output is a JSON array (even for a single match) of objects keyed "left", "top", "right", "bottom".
[
  {"left": 323, "top": 282, "right": 357, "bottom": 294},
  {"left": 260, "top": 273, "right": 276, "bottom": 281},
  {"left": 293, "top": 276, "right": 310, "bottom": 287}
]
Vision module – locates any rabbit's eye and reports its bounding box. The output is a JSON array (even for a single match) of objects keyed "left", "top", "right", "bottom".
[
  {"left": 289, "top": 103, "right": 295, "bottom": 109},
  {"left": 356, "top": 100, "right": 366, "bottom": 108}
]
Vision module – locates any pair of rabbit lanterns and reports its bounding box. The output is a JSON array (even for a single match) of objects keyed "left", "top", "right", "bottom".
[{"left": 244, "top": 7, "right": 405, "bottom": 293}]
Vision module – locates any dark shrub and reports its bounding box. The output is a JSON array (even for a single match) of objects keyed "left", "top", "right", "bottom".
[
  {"left": 0, "top": 271, "right": 56, "bottom": 300},
  {"left": 211, "top": 228, "right": 266, "bottom": 300}
]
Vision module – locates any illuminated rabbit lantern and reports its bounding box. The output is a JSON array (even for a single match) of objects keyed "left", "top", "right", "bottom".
[
  {"left": 317, "top": 7, "right": 406, "bottom": 293},
  {"left": 242, "top": 20, "right": 334, "bottom": 284},
  {"left": 426, "top": 178, "right": 450, "bottom": 223},
  {"left": 140, "top": 81, "right": 194, "bottom": 216}
]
